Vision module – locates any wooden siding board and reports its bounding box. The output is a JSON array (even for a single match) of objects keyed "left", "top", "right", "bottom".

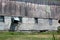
[{"left": 0, "top": 0, "right": 60, "bottom": 19}]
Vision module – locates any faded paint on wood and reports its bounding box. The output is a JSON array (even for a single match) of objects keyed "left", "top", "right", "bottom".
[{"left": 0, "top": 0, "right": 60, "bottom": 19}]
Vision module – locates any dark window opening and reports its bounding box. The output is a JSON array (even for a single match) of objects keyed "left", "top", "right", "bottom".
[
  {"left": 34, "top": 18, "right": 38, "bottom": 24},
  {"left": 13, "top": 20, "right": 19, "bottom": 23},
  {"left": 11, "top": 17, "right": 19, "bottom": 24},
  {"left": 0, "top": 16, "right": 4, "bottom": 22},
  {"left": 11, "top": 17, "right": 22, "bottom": 23},
  {"left": 58, "top": 20, "right": 60, "bottom": 24}
]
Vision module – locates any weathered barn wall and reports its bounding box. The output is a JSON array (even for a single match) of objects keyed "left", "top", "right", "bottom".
[
  {"left": 0, "top": 16, "right": 11, "bottom": 30},
  {"left": 0, "top": 0, "right": 60, "bottom": 19},
  {"left": 0, "top": 0, "right": 60, "bottom": 31},
  {"left": 0, "top": 16, "right": 60, "bottom": 31},
  {"left": 50, "top": 6, "right": 60, "bottom": 19},
  {"left": 17, "top": 17, "right": 60, "bottom": 31}
]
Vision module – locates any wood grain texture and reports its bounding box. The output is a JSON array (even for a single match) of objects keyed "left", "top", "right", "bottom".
[{"left": 0, "top": 0, "right": 60, "bottom": 19}]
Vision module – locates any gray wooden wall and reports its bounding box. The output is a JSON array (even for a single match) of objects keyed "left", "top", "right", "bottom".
[
  {"left": 0, "top": 0, "right": 60, "bottom": 19},
  {"left": 0, "top": 16, "right": 60, "bottom": 31}
]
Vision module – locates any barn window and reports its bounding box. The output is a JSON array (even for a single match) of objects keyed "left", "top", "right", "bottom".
[
  {"left": 11, "top": 17, "right": 22, "bottom": 23},
  {"left": 0, "top": 16, "right": 4, "bottom": 22},
  {"left": 34, "top": 18, "right": 38, "bottom": 24},
  {"left": 49, "top": 18, "right": 52, "bottom": 25},
  {"left": 58, "top": 20, "right": 60, "bottom": 24}
]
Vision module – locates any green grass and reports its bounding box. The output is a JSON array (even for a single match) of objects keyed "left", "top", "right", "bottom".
[{"left": 0, "top": 32, "right": 60, "bottom": 40}]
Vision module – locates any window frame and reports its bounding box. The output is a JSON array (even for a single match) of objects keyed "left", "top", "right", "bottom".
[{"left": 0, "top": 16, "right": 4, "bottom": 22}]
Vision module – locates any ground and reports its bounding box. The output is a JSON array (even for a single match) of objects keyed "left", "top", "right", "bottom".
[{"left": 0, "top": 32, "right": 60, "bottom": 40}]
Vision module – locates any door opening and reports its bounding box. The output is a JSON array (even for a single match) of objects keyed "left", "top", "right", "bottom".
[{"left": 9, "top": 17, "right": 20, "bottom": 32}]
